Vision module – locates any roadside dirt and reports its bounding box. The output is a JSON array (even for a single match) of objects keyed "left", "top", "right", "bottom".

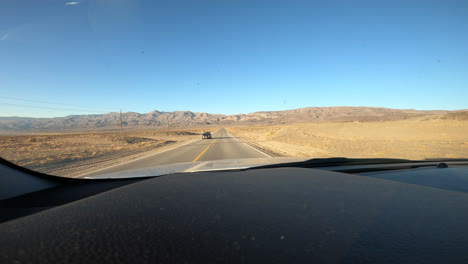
[
  {"left": 0, "top": 128, "right": 214, "bottom": 177},
  {"left": 2, "top": 120, "right": 467, "bottom": 178},
  {"left": 227, "top": 120, "right": 468, "bottom": 160}
]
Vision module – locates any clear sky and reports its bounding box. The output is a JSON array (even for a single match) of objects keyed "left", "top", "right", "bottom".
[{"left": 1, "top": 0, "right": 467, "bottom": 117}]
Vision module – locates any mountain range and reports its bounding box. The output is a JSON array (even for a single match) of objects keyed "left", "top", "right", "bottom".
[{"left": 0, "top": 107, "right": 466, "bottom": 131}]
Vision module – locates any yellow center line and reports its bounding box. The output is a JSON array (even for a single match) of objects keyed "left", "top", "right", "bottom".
[{"left": 192, "top": 139, "right": 217, "bottom": 162}]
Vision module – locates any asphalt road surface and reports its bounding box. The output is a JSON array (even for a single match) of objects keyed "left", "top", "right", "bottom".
[{"left": 87, "top": 128, "right": 270, "bottom": 176}]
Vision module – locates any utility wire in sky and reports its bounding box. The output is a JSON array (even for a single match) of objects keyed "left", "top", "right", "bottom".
[
  {"left": 0, "top": 96, "right": 116, "bottom": 111},
  {"left": 1, "top": 103, "right": 112, "bottom": 114}
]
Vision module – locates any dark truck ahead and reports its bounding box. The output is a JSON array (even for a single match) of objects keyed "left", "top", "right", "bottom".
[{"left": 202, "top": 132, "right": 212, "bottom": 139}]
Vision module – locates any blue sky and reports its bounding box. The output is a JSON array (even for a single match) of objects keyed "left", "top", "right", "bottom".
[{"left": 1, "top": 0, "right": 467, "bottom": 117}]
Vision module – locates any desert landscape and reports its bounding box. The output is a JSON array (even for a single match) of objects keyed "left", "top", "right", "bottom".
[
  {"left": 0, "top": 128, "right": 214, "bottom": 177},
  {"left": 1, "top": 107, "right": 467, "bottom": 177},
  {"left": 227, "top": 118, "right": 468, "bottom": 160}
]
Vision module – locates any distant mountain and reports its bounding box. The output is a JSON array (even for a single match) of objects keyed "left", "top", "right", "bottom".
[
  {"left": 439, "top": 111, "right": 468, "bottom": 121},
  {"left": 0, "top": 107, "right": 464, "bottom": 131}
]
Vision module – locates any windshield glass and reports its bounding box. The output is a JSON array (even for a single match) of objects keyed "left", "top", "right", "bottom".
[{"left": 1, "top": 0, "right": 467, "bottom": 178}]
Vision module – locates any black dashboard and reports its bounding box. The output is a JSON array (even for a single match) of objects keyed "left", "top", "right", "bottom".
[{"left": 2, "top": 160, "right": 468, "bottom": 263}]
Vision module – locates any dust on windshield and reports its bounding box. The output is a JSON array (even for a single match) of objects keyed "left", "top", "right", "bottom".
[{"left": 1, "top": 0, "right": 467, "bottom": 177}]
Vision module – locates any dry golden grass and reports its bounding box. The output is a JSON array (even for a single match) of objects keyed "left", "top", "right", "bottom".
[
  {"left": 2, "top": 120, "right": 466, "bottom": 177},
  {"left": 0, "top": 127, "right": 215, "bottom": 176},
  {"left": 227, "top": 120, "right": 468, "bottom": 160}
]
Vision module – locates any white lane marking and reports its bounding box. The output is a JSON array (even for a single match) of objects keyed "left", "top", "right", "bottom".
[
  {"left": 77, "top": 128, "right": 264, "bottom": 177},
  {"left": 188, "top": 166, "right": 251, "bottom": 172},
  {"left": 224, "top": 129, "right": 272, "bottom": 158},
  {"left": 76, "top": 139, "right": 199, "bottom": 178},
  {"left": 184, "top": 161, "right": 210, "bottom": 172},
  {"left": 76, "top": 128, "right": 222, "bottom": 178}
]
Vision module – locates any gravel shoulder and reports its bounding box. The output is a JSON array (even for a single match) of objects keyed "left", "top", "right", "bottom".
[{"left": 0, "top": 128, "right": 214, "bottom": 177}]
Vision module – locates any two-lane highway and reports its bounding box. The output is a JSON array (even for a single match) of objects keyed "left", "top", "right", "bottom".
[{"left": 85, "top": 128, "right": 270, "bottom": 176}]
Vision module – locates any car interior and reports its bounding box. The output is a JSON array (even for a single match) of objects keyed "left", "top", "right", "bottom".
[{"left": 2, "top": 157, "right": 468, "bottom": 263}]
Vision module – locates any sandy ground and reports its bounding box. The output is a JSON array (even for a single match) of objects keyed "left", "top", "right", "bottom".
[
  {"left": 0, "top": 128, "right": 215, "bottom": 177},
  {"left": 227, "top": 120, "right": 468, "bottom": 160},
  {"left": 2, "top": 120, "right": 467, "bottom": 178}
]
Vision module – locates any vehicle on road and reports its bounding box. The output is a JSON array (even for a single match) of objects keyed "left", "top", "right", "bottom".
[
  {"left": 202, "top": 132, "right": 212, "bottom": 139},
  {"left": 2, "top": 0, "right": 467, "bottom": 263}
]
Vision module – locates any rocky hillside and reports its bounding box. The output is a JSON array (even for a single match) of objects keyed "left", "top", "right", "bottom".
[
  {"left": 0, "top": 107, "right": 464, "bottom": 131},
  {"left": 439, "top": 111, "right": 468, "bottom": 121}
]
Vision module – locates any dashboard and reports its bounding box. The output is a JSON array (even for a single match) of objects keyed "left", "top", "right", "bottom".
[{"left": 1, "top": 159, "right": 468, "bottom": 263}]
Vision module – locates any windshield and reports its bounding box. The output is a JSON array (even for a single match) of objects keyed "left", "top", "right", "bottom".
[{"left": 1, "top": 0, "right": 467, "bottom": 178}]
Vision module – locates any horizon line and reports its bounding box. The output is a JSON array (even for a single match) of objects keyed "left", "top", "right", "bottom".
[{"left": 1, "top": 105, "right": 466, "bottom": 119}]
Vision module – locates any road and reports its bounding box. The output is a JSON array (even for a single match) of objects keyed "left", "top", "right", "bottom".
[{"left": 87, "top": 128, "right": 270, "bottom": 176}]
